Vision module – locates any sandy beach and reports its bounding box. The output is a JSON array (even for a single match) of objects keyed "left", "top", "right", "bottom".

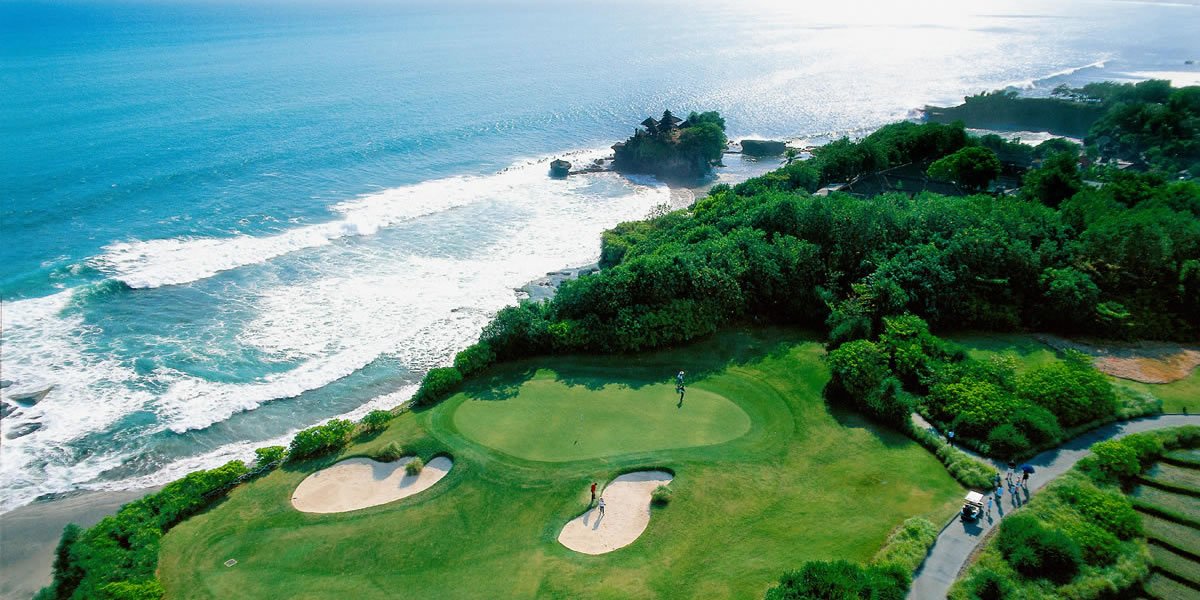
[{"left": 0, "top": 487, "right": 156, "bottom": 600}]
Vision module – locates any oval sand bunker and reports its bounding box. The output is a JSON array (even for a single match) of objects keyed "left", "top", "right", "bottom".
[
  {"left": 291, "top": 456, "right": 452, "bottom": 514},
  {"left": 558, "top": 470, "right": 673, "bottom": 554}
]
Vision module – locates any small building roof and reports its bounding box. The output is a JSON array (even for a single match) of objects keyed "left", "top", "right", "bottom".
[
  {"left": 641, "top": 117, "right": 659, "bottom": 128},
  {"left": 660, "top": 113, "right": 683, "bottom": 125}
]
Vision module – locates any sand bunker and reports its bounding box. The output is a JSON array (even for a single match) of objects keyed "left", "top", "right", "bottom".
[
  {"left": 558, "top": 471, "right": 673, "bottom": 555},
  {"left": 1039, "top": 335, "right": 1200, "bottom": 384},
  {"left": 291, "top": 456, "right": 452, "bottom": 514}
]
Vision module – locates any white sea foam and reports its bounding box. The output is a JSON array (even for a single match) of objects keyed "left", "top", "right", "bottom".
[
  {"left": 1, "top": 291, "right": 157, "bottom": 511},
  {"left": 91, "top": 151, "right": 611, "bottom": 290},
  {"left": 0, "top": 153, "right": 666, "bottom": 512},
  {"left": 1005, "top": 58, "right": 1111, "bottom": 90}
]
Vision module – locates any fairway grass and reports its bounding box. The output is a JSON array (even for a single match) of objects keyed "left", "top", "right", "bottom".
[
  {"left": 453, "top": 375, "right": 750, "bottom": 461},
  {"left": 1114, "top": 369, "right": 1200, "bottom": 414},
  {"left": 158, "top": 328, "right": 963, "bottom": 599}
]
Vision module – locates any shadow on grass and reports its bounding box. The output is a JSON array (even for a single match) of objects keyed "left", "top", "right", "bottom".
[
  {"left": 822, "top": 383, "right": 914, "bottom": 450},
  {"left": 457, "top": 327, "right": 805, "bottom": 402}
]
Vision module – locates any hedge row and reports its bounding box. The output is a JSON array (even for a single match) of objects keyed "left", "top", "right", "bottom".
[
  {"left": 871, "top": 517, "right": 940, "bottom": 573},
  {"left": 911, "top": 426, "right": 998, "bottom": 490},
  {"left": 37, "top": 459, "right": 262, "bottom": 600}
]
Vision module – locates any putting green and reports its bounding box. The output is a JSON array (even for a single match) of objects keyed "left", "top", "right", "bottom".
[{"left": 452, "top": 372, "right": 751, "bottom": 461}]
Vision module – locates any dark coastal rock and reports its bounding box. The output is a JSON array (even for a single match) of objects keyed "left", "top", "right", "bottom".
[
  {"left": 549, "top": 159, "right": 571, "bottom": 178},
  {"left": 611, "top": 110, "right": 727, "bottom": 183},
  {"left": 1, "top": 401, "right": 17, "bottom": 419},
  {"left": 740, "top": 139, "right": 788, "bottom": 156},
  {"left": 5, "top": 422, "right": 42, "bottom": 440},
  {"left": 10, "top": 385, "right": 54, "bottom": 407}
]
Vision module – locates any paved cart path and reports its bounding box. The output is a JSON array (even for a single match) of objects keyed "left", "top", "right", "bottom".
[{"left": 908, "top": 414, "right": 1200, "bottom": 600}]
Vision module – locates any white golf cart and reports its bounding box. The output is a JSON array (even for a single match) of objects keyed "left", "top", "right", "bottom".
[{"left": 961, "top": 491, "right": 985, "bottom": 521}]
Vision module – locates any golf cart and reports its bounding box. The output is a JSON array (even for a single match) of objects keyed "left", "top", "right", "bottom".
[{"left": 961, "top": 491, "right": 985, "bottom": 521}]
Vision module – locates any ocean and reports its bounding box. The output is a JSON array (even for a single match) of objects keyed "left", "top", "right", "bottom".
[{"left": 2, "top": 0, "right": 1198, "bottom": 513}]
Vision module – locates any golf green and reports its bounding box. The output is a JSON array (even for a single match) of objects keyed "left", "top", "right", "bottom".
[{"left": 452, "top": 373, "right": 751, "bottom": 461}]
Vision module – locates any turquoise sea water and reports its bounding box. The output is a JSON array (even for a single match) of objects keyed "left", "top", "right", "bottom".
[{"left": 2, "top": 0, "right": 1198, "bottom": 511}]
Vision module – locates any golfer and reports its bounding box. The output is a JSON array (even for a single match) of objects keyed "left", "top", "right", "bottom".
[
  {"left": 598, "top": 497, "right": 606, "bottom": 517},
  {"left": 590, "top": 482, "right": 597, "bottom": 506}
]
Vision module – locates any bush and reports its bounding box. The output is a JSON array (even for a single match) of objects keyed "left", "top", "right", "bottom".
[
  {"left": 960, "top": 566, "right": 1017, "bottom": 600},
  {"left": 1007, "top": 405, "right": 1063, "bottom": 446},
  {"left": 376, "top": 442, "right": 405, "bottom": 462},
  {"left": 1016, "top": 357, "right": 1117, "bottom": 427},
  {"left": 253, "top": 446, "right": 286, "bottom": 469},
  {"left": 288, "top": 419, "right": 355, "bottom": 461},
  {"left": 927, "top": 378, "right": 1021, "bottom": 439},
  {"left": 986, "top": 424, "right": 1031, "bottom": 459},
  {"left": 359, "top": 409, "right": 394, "bottom": 434},
  {"left": 826, "top": 340, "right": 911, "bottom": 426},
  {"left": 1083, "top": 439, "right": 1142, "bottom": 483},
  {"left": 764, "top": 560, "right": 908, "bottom": 600},
  {"left": 405, "top": 457, "right": 424, "bottom": 476},
  {"left": 998, "top": 514, "right": 1082, "bottom": 583},
  {"left": 413, "top": 367, "right": 463, "bottom": 407},
  {"left": 1068, "top": 521, "right": 1122, "bottom": 566},
  {"left": 453, "top": 342, "right": 495, "bottom": 377},
  {"left": 651, "top": 485, "right": 673, "bottom": 506},
  {"left": 872, "top": 517, "right": 939, "bottom": 572},
  {"left": 1056, "top": 477, "right": 1141, "bottom": 539}
]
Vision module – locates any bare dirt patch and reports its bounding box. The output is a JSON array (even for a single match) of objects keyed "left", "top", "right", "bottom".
[{"left": 1038, "top": 335, "right": 1200, "bottom": 384}]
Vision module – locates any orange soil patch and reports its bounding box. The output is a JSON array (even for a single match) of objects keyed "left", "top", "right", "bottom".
[{"left": 1038, "top": 335, "right": 1200, "bottom": 384}]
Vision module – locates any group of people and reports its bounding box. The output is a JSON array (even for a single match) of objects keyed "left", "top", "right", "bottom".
[{"left": 986, "top": 464, "right": 1032, "bottom": 517}]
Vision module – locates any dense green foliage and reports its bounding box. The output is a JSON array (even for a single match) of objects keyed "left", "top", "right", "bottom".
[
  {"left": 37, "top": 461, "right": 251, "bottom": 600},
  {"left": 922, "top": 349, "right": 1121, "bottom": 459},
  {"left": 462, "top": 124, "right": 1197, "bottom": 384},
  {"left": 951, "top": 426, "right": 1200, "bottom": 600},
  {"left": 1022, "top": 151, "right": 1082, "bottom": 207},
  {"left": 823, "top": 312, "right": 1125, "bottom": 460},
  {"left": 287, "top": 419, "right": 356, "bottom": 460},
  {"left": 358, "top": 409, "right": 395, "bottom": 433},
  {"left": 996, "top": 513, "right": 1083, "bottom": 583},
  {"left": 452, "top": 341, "right": 495, "bottom": 377},
  {"left": 252, "top": 445, "right": 286, "bottom": 468},
  {"left": 412, "top": 366, "right": 464, "bottom": 406},
  {"left": 825, "top": 339, "right": 908, "bottom": 426},
  {"left": 764, "top": 560, "right": 908, "bottom": 600},
  {"left": 927, "top": 146, "right": 1002, "bottom": 192},
  {"left": 651, "top": 484, "right": 673, "bottom": 506}
]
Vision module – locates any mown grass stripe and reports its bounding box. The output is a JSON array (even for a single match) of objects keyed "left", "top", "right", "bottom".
[
  {"left": 1139, "top": 511, "right": 1200, "bottom": 562},
  {"left": 1150, "top": 543, "right": 1200, "bottom": 588}
]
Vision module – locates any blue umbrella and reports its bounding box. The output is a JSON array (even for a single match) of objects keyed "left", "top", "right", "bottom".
[{"left": 1020, "top": 464, "right": 1035, "bottom": 474}]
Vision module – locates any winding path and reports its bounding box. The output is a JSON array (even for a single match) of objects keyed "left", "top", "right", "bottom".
[{"left": 908, "top": 414, "right": 1200, "bottom": 600}]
